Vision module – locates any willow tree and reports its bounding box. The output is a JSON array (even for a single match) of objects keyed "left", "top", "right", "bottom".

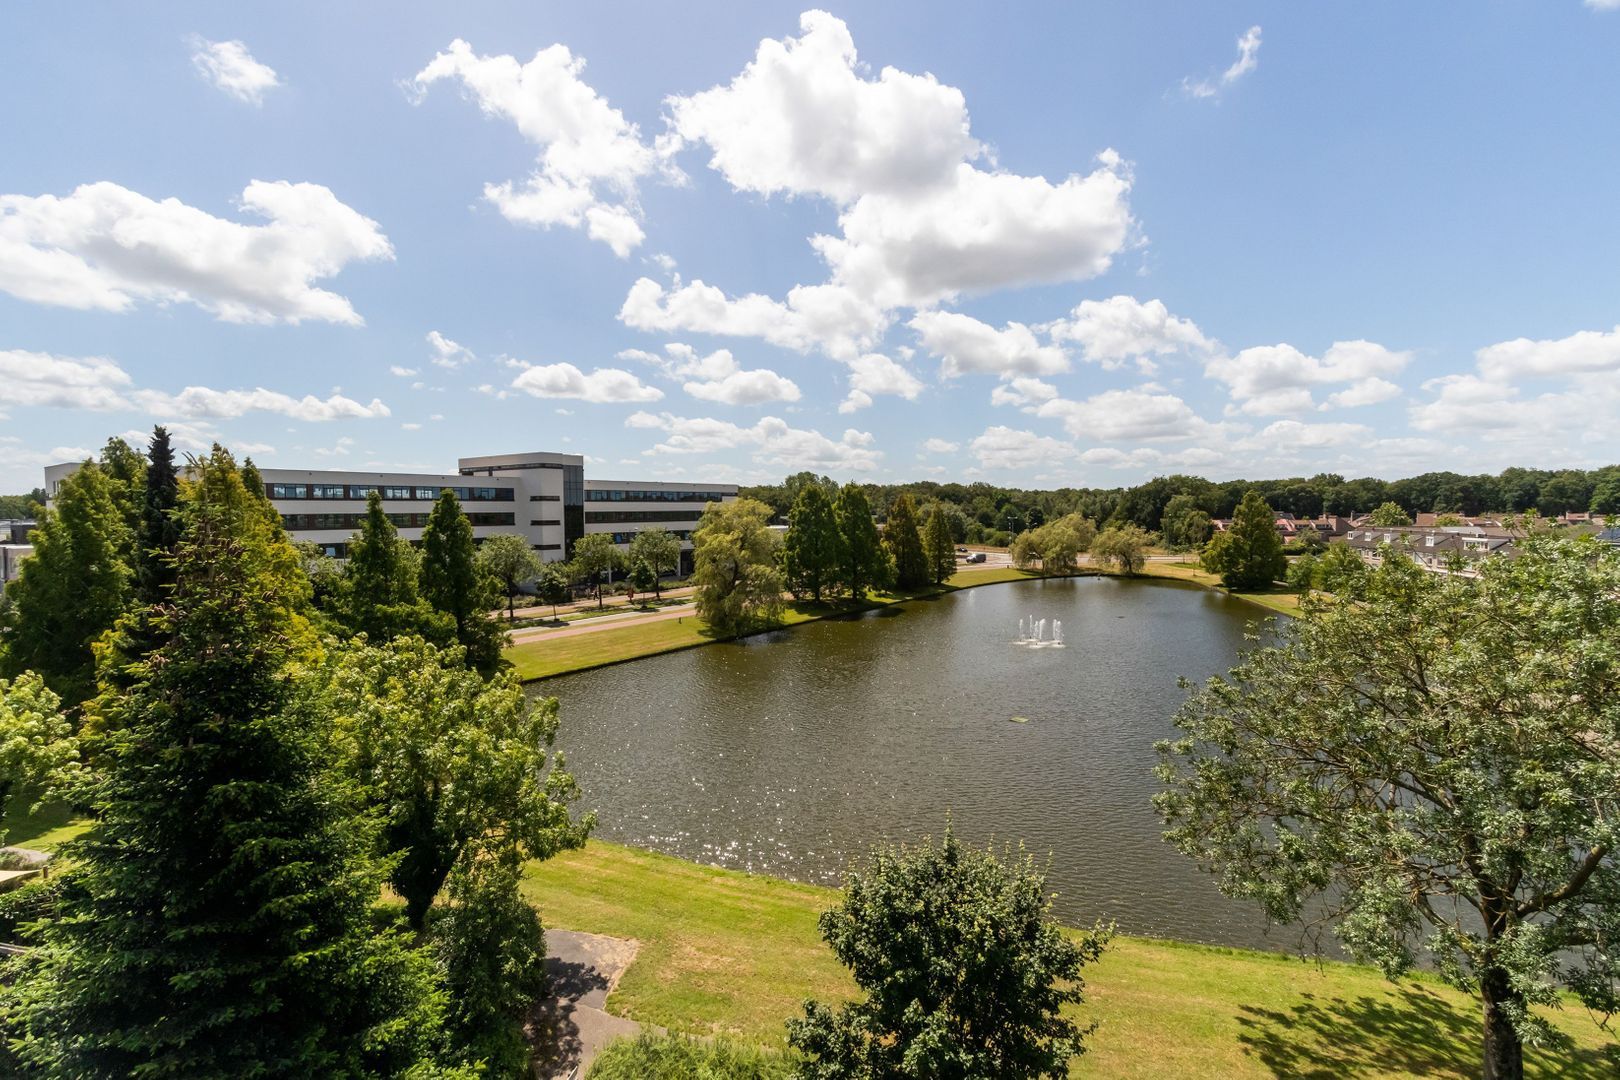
[
  {"left": 692, "top": 497, "right": 784, "bottom": 635},
  {"left": 1157, "top": 534, "right": 1620, "bottom": 1080}
]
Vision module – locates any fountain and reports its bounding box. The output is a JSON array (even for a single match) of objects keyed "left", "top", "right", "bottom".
[{"left": 1014, "top": 615, "right": 1065, "bottom": 647}]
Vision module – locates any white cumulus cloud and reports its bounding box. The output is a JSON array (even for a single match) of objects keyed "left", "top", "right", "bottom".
[
  {"left": 0, "top": 349, "right": 134, "bottom": 410},
  {"left": 411, "top": 39, "right": 669, "bottom": 256},
  {"left": 969, "top": 426, "right": 1075, "bottom": 471},
  {"left": 0, "top": 180, "right": 392, "bottom": 324},
  {"left": 1047, "top": 295, "right": 1214, "bottom": 372},
  {"left": 510, "top": 362, "right": 664, "bottom": 403},
  {"left": 909, "top": 311, "right": 1069, "bottom": 379},
  {"left": 839, "top": 352, "right": 924, "bottom": 413},
  {"left": 133, "top": 386, "right": 391, "bottom": 422},
  {"left": 427, "top": 330, "right": 475, "bottom": 369},
  {"left": 1183, "top": 25, "right": 1262, "bottom": 99},
  {"left": 188, "top": 37, "right": 280, "bottom": 105},
  {"left": 627, "top": 410, "right": 880, "bottom": 471},
  {"left": 1205, "top": 340, "right": 1410, "bottom": 415}
]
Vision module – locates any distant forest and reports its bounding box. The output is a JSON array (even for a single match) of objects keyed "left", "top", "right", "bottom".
[
  {"left": 741, "top": 465, "right": 1620, "bottom": 547},
  {"left": 0, "top": 488, "right": 46, "bottom": 519}
]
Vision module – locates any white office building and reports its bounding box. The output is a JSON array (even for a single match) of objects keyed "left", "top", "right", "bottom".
[{"left": 44, "top": 450, "right": 736, "bottom": 571}]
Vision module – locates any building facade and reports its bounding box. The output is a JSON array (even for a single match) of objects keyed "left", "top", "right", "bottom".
[{"left": 43, "top": 450, "right": 736, "bottom": 569}]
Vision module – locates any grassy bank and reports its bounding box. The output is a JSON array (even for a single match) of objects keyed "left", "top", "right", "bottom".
[
  {"left": 506, "top": 565, "right": 1054, "bottom": 682},
  {"left": 524, "top": 841, "right": 1616, "bottom": 1079},
  {"left": 1138, "top": 559, "right": 1302, "bottom": 615}
]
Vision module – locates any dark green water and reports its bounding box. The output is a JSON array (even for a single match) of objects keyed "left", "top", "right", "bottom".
[{"left": 536, "top": 577, "right": 1296, "bottom": 949}]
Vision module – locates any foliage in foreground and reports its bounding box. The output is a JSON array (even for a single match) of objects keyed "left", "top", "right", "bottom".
[
  {"left": 1158, "top": 532, "right": 1620, "bottom": 1080},
  {"left": 588, "top": 1031, "right": 794, "bottom": 1080},
  {"left": 788, "top": 828, "right": 1109, "bottom": 1079}
]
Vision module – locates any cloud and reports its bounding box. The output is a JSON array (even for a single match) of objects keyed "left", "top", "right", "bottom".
[
  {"left": 627, "top": 410, "right": 880, "bottom": 471},
  {"left": 968, "top": 426, "right": 1075, "bottom": 471},
  {"left": 909, "top": 310, "right": 1069, "bottom": 378},
  {"left": 1047, "top": 295, "right": 1214, "bottom": 372},
  {"left": 839, "top": 352, "right": 924, "bottom": 413},
  {"left": 1474, "top": 324, "right": 1620, "bottom": 381},
  {"left": 411, "top": 39, "right": 668, "bottom": 256},
  {"left": 684, "top": 367, "right": 801, "bottom": 406},
  {"left": 1249, "top": 419, "right": 1372, "bottom": 449},
  {"left": 0, "top": 180, "right": 392, "bottom": 324},
  {"left": 619, "top": 276, "right": 886, "bottom": 360},
  {"left": 1205, "top": 340, "right": 1410, "bottom": 415},
  {"left": 989, "top": 376, "right": 1058, "bottom": 408},
  {"left": 666, "top": 10, "right": 978, "bottom": 202},
  {"left": 133, "top": 386, "right": 391, "bottom": 422},
  {"left": 632, "top": 12, "right": 1134, "bottom": 354},
  {"left": 1587, "top": 0, "right": 1620, "bottom": 11},
  {"left": 188, "top": 36, "right": 280, "bottom": 105},
  {"left": 1032, "top": 387, "right": 1212, "bottom": 442},
  {"left": 427, "top": 330, "right": 475, "bottom": 369},
  {"left": 510, "top": 362, "right": 663, "bottom": 403},
  {"left": 0, "top": 349, "right": 134, "bottom": 410},
  {"left": 1183, "top": 25, "right": 1262, "bottom": 99},
  {"left": 389, "top": 365, "right": 418, "bottom": 377},
  {"left": 921, "top": 437, "right": 959, "bottom": 454}
]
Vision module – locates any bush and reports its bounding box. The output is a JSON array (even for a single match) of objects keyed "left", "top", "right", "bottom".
[
  {"left": 0, "top": 877, "right": 60, "bottom": 947},
  {"left": 587, "top": 1031, "right": 793, "bottom": 1079}
]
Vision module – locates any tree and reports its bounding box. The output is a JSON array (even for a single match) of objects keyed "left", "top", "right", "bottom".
[
  {"left": 97, "top": 436, "right": 146, "bottom": 544},
  {"left": 0, "top": 462, "right": 131, "bottom": 707},
  {"left": 133, "top": 426, "right": 180, "bottom": 610},
  {"left": 783, "top": 484, "right": 845, "bottom": 602},
  {"left": 1091, "top": 523, "right": 1151, "bottom": 575},
  {"left": 692, "top": 498, "right": 786, "bottom": 635},
  {"left": 1160, "top": 494, "right": 1213, "bottom": 553},
  {"left": 1201, "top": 491, "right": 1286, "bottom": 590},
  {"left": 628, "top": 528, "right": 681, "bottom": 598},
  {"left": 421, "top": 489, "right": 505, "bottom": 675},
  {"left": 1313, "top": 541, "right": 1368, "bottom": 597},
  {"left": 836, "top": 484, "right": 890, "bottom": 601},
  {"left": 570, "top": 533, "right": 624, "bottom": 610},
  {"left": 628, "top": 558, "right": 657, "bottom": 605},
  {"left": 317, "top": 636, "right": 591, "bottom": 932},
  {"left": 6, "top": 449, "right": 445, "bottom": 1077},
  {"left": 922, "top": 504, "right": 956, "bottom": 585},
  {"left": 1365, "top": 500, "right": 1413, "bottom": 527},
  {"left": 535, "top": 562, "right": 571, "bottom": 621},
  {"left": 0, "top": 673, "right": 79, "bottom": 844},
  {"left": 344, "top": 491, "right": 452, "bottom": 644},
  {"left": 1021, "top": 514, "right": 1095, "bottom": 576},
  {"left": 477, "top": 533, "right": 543, "bottom": 622},
  {"left": 0, "top": 488, "right": 46, "bottom": 519},
  {"left": 1589, "top": 473, "right": 1620, "bottom": 516},
  {"left": 883, "top": 494, "right": 930, "bottom": 591},
  {"left": 1156, "top": 534, "right": 1620, "bottom": 1080},
  {"left": 1433, "top": 512, "right": 1465, "bottom": 527},
  {"left": 787, "top": 828, "right": 1110, "bottom": 1079}
]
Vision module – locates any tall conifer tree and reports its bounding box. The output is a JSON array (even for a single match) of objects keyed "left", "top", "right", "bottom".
[
  {"left": 783, "top": 483, "right": 845, "bottom": 602},
  {"left": 7, "top": 448, "right": 445, "bottom": 1077},
  {"left": 923, "top": 504, "right": 956, "bottom": 585},
  {"left": 421, "top": 490, "right": 504, "bottom": 675},
  {"left": 884, "top": 494, "right": 929, "bottom": 591},
  {"left": 835, "top": 484, "right": 890, "bottom": 601},
  {"left": 342, "top": 492, "right": 451, "bottom": 644}
]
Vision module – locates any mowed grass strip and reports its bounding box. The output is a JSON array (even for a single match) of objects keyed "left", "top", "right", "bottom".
[
  {"left": 524, "top": 840, "right": 1617, "bottom": 1079},
  {"left": 1140, "top": 559, "right": 1302, "bottom": 615}
]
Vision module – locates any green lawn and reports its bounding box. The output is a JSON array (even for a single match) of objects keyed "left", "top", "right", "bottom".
[
  {"left": 524, "top": 841, "right": 1616, "bottom": 1079},
  {"left": 2, "top": 796, "right": 90, "bottom": 852},
  {"left": 506, "top": 566, "right": 1055, "bottom": 682},
  {"left": 1139, "top": 560, "right": 1302, "bottom": 615}
]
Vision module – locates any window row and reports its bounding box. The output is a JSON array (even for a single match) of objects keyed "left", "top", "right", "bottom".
[
  {"left": 281, "top": 512, "right": 516, "bottom": 531},
  {"left": 585, "top": 488, "right": 731, "bottom": 503},
  {"left": 267, "top": 483, "right": 515, "bottom": 502},
  {"left": 607, "top": 530, "right": 693, "bottom": 545},
  {"left": 585, "top": 510, "right": 708, "bottom": 524}
]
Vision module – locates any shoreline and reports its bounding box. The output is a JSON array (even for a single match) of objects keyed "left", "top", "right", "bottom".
[{"left": 507, "top": 560, "right": 1297, "bottom": 684}]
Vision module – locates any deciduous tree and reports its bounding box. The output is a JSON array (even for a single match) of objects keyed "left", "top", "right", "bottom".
[
  {"left": 0, "top": 673, "right": 78, "bottom": 843},
  {"left": 1365, "top": 500, "right": 1413, "bottom": 527},
  {"left": 692, "top": 498, "right": 785, "bottom": 635},
  {"left": 922, "top": 504, "right": 956, "bottom": 585},
  {"left": 569, "top": 532, "right": 624, "bottom": 610},
  {"left": 1091, "top": 523, "right": 1151, "bottom": 575},
  {"left": 535, "top": 562, "right": 570, "bottom": 621},
  {"left": 628, "top": 528, "right": 681, "bottom": 598},
  {"left": 1160, "top": 494, "right": 1213, "bottom": 552},
  {"left": 788, "top": 828, "right": 1109, "bottom": 1079},
  {"left": 477, "top": 533, "right": 543, "bottom": 622},
  {"left": 1157, "top": 534, "right": 1620, "bottom": 1080},
  {"left": 884, "top": 494, "right": 930, "bottom": 591}
]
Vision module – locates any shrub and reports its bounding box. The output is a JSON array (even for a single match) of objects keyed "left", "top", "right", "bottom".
[{"left": 587, "top": 1031, "right": 793, "bottom": 1079}]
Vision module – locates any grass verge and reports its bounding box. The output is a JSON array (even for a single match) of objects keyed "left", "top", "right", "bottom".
[
  {"left": 1138, "top": 560, "right": 1302, "bottom": 615},
  {"left": 2, "top": 796, "right": 90, "bottom": 853},
  {"left": 525, "top": 840, "right": 1617, "bottom": 1079}
]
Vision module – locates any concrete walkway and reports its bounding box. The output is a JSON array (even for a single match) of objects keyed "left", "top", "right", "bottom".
[
  {"left": 529, "top": 930, "right": 642, "bottom": 1079},
  {"left": 508, "top": 602, "right": 698, "bottom": 645}
]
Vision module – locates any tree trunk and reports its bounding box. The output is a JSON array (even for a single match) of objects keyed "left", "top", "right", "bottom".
[{"left": 1481, "top": 967, "right": 1525, "bottom": 1080}]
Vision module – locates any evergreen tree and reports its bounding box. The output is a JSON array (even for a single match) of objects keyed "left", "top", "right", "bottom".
[
  {"left": 0, "top": 463, "right": 131, "bottom": 707},
  {"left": 1201, "top": 491, "right": 1287, "bottom": 590},
  {"left": 835, "top": 485, "right": 890, "bottom": 601},
  {"left": 782, "top": 484, "right": 845, "bottom": 602},
  {"left": 421, "top": 490, "right": 504, "bottom": 676},
  {"left": 6, "top": 449, "right": 446, "bottom": 1077},
  {"left": 884, "top": 494, "right": 930, "bottom": 591},
  {"left": 134, "top": 426, "right": 180, "bottom": 610},
  {"left": 344, "top": 492, "right": 453, "bottom": 644},
  {"left": 240, "top": 458, "right": 266, "bottom": 502},
  {"left": 922, "top": 505, "right": 957, "bottom": 585},
  {"left": 97, "top": 436, "right": 146, "bottom": 546}
]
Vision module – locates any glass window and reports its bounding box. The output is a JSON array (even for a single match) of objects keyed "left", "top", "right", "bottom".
[
  {"left": 268, "top": 483, "right": 307, "bottom": 499},
  {"left": 311, "top": 484, "right": 347, "bottom": 499}
]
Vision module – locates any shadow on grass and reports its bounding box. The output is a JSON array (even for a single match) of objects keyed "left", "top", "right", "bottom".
[
  {"left": 1236, "top": 984, "right": 1616, "bottom": 1078},
  {"left": 2, "top": 797, "right": 84, "bottom": 851}
]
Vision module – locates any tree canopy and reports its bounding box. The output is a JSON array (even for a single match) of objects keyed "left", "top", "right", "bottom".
[
  {"left": 1090, "top": 523, "right": 1151, "bottom": 575},
  {"left": 692, "top": 497, "right": 785, "bottom": 635},
  {"left": 835, "top": 485, "right": 890, "bottom": 601},
  {"left": 782, "top": 483, "right": 845, "bottom": 602},
  {"left": 1201, "top": 490, "right": 1286, "bottom": 590},
  {"left": 477, "top": 533, "right": 543, "bottom": 622},
  {"left": 883, "top": 493, "right": 930, "bottom": 591},
  {"left": 420, "top": 489, "right": 504, "bottom": 674},
  {"left": 1157, "top": 534, "right": 1620, "bottom": 1080},
  {"left": 628, "top": 528, "right": 681, "bottom": 597}
]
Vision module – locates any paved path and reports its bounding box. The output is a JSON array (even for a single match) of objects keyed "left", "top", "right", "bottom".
[
  {"left": 529, "top": 930, "right": 642, "bottom": 1079},
  {"left": 508, "top": 602, "right": 698, "bottom": 645}
]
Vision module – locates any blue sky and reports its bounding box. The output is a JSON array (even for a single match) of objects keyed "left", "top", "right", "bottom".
[{"left": 4, "top": 2, "right": 1619, "bottom": 492}]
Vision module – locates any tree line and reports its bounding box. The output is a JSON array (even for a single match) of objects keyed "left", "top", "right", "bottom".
[
  {"left": 0, "top": 429, "right": 591, "bottom": 1077},
  {"left": 739, "top": 463, "right": 1620, "bottom": 549}
]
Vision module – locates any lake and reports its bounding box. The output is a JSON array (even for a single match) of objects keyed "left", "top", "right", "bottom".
[{"left": 536, "top": 576, "right": 1299, "bottom": 950}]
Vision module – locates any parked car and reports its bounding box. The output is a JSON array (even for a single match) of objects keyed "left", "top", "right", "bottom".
[
  {"left": 966, "top": 551, "right": 987, "bottom": 564},
  {"left": 956, "top": 546, "right": 967, "bottom": 553}
]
